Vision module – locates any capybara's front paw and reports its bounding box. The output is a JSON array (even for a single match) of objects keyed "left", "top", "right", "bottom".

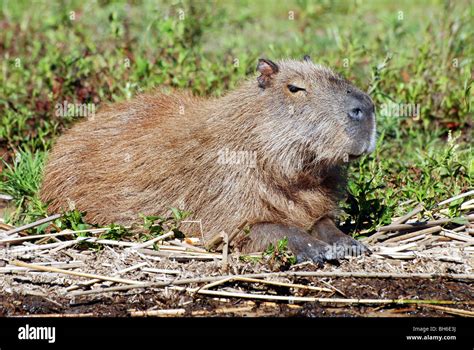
[
  {"left": 287, "top": 235, "right": 337, "bottom": 265},
  {"left": 309, "top": 218, "right": 371, "bottom": 260},
  {"left": 327, "top": 235, "right": 371, "bottom": 259}
]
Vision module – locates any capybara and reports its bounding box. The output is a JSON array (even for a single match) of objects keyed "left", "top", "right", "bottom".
[{"left": 40, "top": 56, "right": 376, "bottom": 264}]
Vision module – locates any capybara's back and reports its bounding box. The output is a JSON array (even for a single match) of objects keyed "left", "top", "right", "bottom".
[{"left": 41, "top": 91, "right": 212, "bottom": 225}]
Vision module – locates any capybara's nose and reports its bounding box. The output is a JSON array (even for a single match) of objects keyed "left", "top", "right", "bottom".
[
  {"left": 347, "top": 92, "right": 374, "bottom": 122},
  {"left": 348, "top": 107, "right": 364, "bottom": 121}
]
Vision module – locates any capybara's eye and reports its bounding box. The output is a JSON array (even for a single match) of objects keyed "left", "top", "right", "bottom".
[{"left": 287, "top": 84, "right": 306, "bottom": 93}]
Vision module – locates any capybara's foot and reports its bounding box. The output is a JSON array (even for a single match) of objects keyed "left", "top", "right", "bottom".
[
  {"left": 286, "top": 233, "right": 337, "bottom": 265},
  {"left": 244, "top": 223, "right": 336, "bottom": 265},
  {"left": 309, "top": 217, "right": 371, "bottom": 259},
  {"left": 324, "top": 234, "right": 370, "bottom": 260}
]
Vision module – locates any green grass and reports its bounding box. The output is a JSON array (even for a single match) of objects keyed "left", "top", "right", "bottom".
[
  {"left": 0, "top": 0, "right": 472, "bottom": 236},
  {"left": 0, "top": 148, "right": 48, "bottom": 223}
]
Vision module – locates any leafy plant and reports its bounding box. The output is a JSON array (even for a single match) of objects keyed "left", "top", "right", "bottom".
[
  {"left": 139, "top": 207, "right": 191, "bottom": 243},
  {"left": 99, "top": 223, "right": 131, "bottom": 240},
  {"left": 54, "top": 209, "right": 90, "bottom": 233},
  {"left": 263, "top": 237, "right": 297, "bottom": 270}
]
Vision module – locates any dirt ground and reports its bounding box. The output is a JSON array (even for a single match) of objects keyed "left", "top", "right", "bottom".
[
  {"left": 1, "top": 277, "right": 472, "bottom": 317},
  {"left": 1, "top": 201, "right": 472, "bottom": 318},
  {"left": 1, "top": 246, "right": 472, "bottom": 317}
]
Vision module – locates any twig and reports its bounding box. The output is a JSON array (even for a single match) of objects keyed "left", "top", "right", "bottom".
[
  {"left": 0, "top": 194, "right": 13, "bottom": 201},
  {"left": 206, "top": 230, "right": 226, "bottom": 251},
  {"left": 128, "top": 231, "right": 174, "bottom": 250},
  {"left": 0, "top": 223, "right": 15, "bottom": 232},
  {"left": 376, "top": 242, "right": 418, "bottom": 253},
  {"left": 49, "top": 240, "right": 80, "bottom": 253},
  {"left": 169, "top": 240, "right": 207, "bottom": 253},
  {"left": 399, "top": 199, "right": 415, "bottom": 206},
  {"left": 129, "top": 306, "right": 255, "bottom": 317},
  {"left": 2, "top": 214, "right": 62, "bottom": 236},
  {"left": 6, "top": 236, "right": 137, "bottom": 253},
  {"left": 420, "top": 304, "right": 474, "bottom": 317},
  {"left": 156, "top": 245, "right": 186, "bottom": 251},
  {"left": 68, "top": 271, "right": 474, "bottom": 297},
  {"left": 440, "top": 230, "right": 474, "bottom": 243},
  {"left": 382, "top": 226, "right": 443, "bottom": 243},
  {"left": 396, "top": 234, "right": 427, "bottom": 245},
  {"left": 85, "top": 238, "right": 135, "bottom": 247},
  {"left": 453, "top": 225, "right": 466, "bottom": 232},
  {"left": 392, "top": 203, "right": 424, "bottom": 225},
  {"left": 221, "top": 231, "right": 229, "bottom": 272},
  {"left": 18, "top": 224, "right": 157, "bottom": 237},
  {"left": 142, "top": 268, "right": 181, "bottom": 275},
  {"left": 10, "top": 260, "right": 145, "bottom": 285},
  {"left": 191, "top": 306, "right": 254, "bottom": 316},
  {"left": 177, "top": 286, "right": 474, "bottom": 305},
  {"left": 0, "top": 230, "right": 76, "bottom": 245},
  {"left": 137, "top": 248, "right": 221, "bottom": 260},
  {"left": 11, "top": 313, "right": 95, "bottom": 318},
  {"left": 36, "top": 235, "right": 61, "bottom": 245},
  {"left": 219, "top": 276, "right": 333, "bottom": 293},
  {"left": 6, "top": 240, "right": 81, "bottom": 254},
  {"left": 66, "top": 262, "right": 149, "bottom": 292},
  {"left": 319, "top": 279, "right": 346, "bottom": 297},
  {"left": 70, "top": 282, "right": 168, "bottom": 296},
  {"left": 198, "top": 276, "right": 234, "bottom": 291},
  {"left": 374, "top": 253, "right": 417, "bottom": 260},
  {"left": 130, "top": 309, "right": 186, "bottom": 317},
  {"left": 228, "top": 220, "right": 248, "bottom": 244},
  {"left": 2, "top": 223, "right": 171, "bottom": 244},
  {"left": 0, "top": 261, "right": 84, "bottom": 274},
  {"left": 46, "top": 227, "right": 117, "bottom": 235},
  {"left": 461, "top": 199, "right": 474, "bottom": 211},
  {"left": 177, "top": 286, "right": 321, "bottom": 303},
  {"left": 437, "top": 190, "right": 474, "bottom": 207},
  {"left": 364, "top": 204, "right": 424, "bottom": 243},
  {"left": 377, "top": 215, "right": 474, "bottom": 233},
  {"left": 206, "top": 221, "right": 248, "bottom": 250}
]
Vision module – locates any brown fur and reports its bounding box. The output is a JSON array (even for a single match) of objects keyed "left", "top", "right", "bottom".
[{"left": 40, "top": 58, "right": 375, "bottom": 248}]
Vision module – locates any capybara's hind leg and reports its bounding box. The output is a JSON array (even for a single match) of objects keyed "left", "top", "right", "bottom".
[
  {"left": 309, "top": 217, "right": 370, "bottom": 259},
  {"left": 241, "top": 223, "right": 337, "bottom": 265}
]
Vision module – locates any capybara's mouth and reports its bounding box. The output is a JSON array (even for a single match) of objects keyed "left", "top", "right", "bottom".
[
  {"left": 348, "top": 147, "right": 371, "bottom": 161},
  {"left": 348, "top": 154, "right": 362, "bottom": 161}
]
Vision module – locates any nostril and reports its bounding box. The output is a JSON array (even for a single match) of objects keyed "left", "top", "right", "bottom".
[{"left": 349, "top": 107, "right": 363, "bottom": 121}]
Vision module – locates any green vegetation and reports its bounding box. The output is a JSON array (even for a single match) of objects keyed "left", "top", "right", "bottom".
[
  {"left": 0, "top": 1, "right": 472, "bottom": 238},
  {"left": 139, "top": 209, "right": 191, "bottom": 242},
  {"left": 264, "top": 237, "right": 297, "bottom": 269},
  {"left": 17, "top": 207, "right": 191, "bottom": 249},
  {"left": 239, "top": 237, "right": 297, "bottom": 268},
  {"left": 0, "top": 148, "right": 48, "bottom": 223}
]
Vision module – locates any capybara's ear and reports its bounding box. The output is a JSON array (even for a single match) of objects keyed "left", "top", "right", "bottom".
[
  {"left": 303, "top": 55, "right": 312, "bottom": 62},
  {"left": 256, "top": 58, "right": 279, "bottom": 89}
]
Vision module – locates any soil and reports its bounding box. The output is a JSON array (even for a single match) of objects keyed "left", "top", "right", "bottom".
[
  {"left": 0, "top": 277, "right": 472, "bottom": 317},
  {"left": 0, "top": 246, "right": 472, "bottom": 317}
]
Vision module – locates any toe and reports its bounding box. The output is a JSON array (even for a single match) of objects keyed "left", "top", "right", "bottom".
[{"left": 289, "top": 236, "right": 333, "bottom": 265}]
